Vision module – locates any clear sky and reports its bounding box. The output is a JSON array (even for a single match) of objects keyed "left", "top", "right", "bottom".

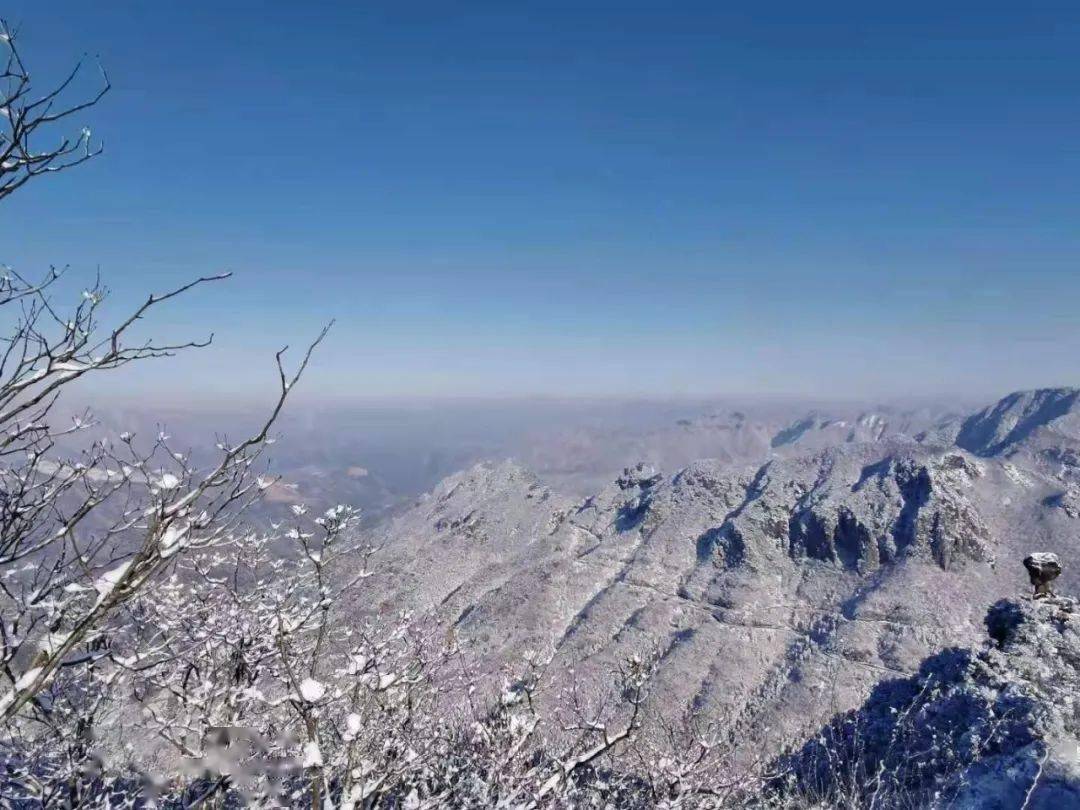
[{"left": 3, "top": 1, "right": 1079, "bottom": 404}]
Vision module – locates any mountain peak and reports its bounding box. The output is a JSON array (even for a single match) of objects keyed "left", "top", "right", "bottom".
[{"left": 956, "top": 387, "right": 1080, "bottom": 457}]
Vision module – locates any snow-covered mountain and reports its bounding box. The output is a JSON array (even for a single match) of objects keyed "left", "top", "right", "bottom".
[
  {"left": 351, "top": 387, "right": 1080, "bottom": 758},
  {"left": 956, "top": 387, "right": 1080, "bottom": 457}
]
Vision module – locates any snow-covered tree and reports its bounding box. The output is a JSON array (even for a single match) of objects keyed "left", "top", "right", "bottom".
[{"left": 0, "top": 21, "right": 335, "bottom": 805}]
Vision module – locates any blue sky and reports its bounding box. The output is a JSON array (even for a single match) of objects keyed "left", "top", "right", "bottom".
[{"left": 3, "top": 1, "right": 1079, "bottom": 403}]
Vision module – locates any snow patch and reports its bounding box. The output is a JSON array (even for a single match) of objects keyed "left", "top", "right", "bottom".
[
  {"left": 299, "top": 677, "right": 326, "bottom": 702},
  {"left": 301, "top": 740, "right": 323, "bottom": 768}
]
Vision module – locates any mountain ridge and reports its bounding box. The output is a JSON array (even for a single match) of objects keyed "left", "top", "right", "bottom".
[{"left": 956, "top": 387, "right": 1080, "bottom": 457}]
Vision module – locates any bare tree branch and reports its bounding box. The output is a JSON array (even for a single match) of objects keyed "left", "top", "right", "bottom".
[{"left": 0, "top": 18, "right": 110, "bottom": 201}]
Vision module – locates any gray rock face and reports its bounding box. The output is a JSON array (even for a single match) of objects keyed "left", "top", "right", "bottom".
[
  {"left": 770, "top": 451, "right": 992, "bottom": 572},
  {"left": 778, "top": 596, "right": 1080, "bottom": 808}
]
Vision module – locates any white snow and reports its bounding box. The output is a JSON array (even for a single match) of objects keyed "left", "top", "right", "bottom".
[
  {"left": 40, "top": 630, "right": 71, "bottom": 655},
  {"left": 160, "top": 523, "right": 189, "bottom": 558},
  {"left": 53, "top": 360, "right": 91, "bottom": 373},
  {"left": 0, "top": 666, "right": 43, "bottom": 715},
  {"left": 301, "top": 740, "right": 323, "bottom": 768},
  {"left": 93, "top": 561, "right": 133, "bottom": 605},
  {"left": 1003, "top": 463, "right": 1034, "bottom": 489},
  {"left": 299, "top": 677, "right": 326, "bottom": 702},
  {"left": 1027, "top": 552, "right": 1060, "bottom": 566},
  {"left": 345, "top": 713, "right": 362, "bottom": 737},
  {"left": 155, "top": 473, "right": 181, "bottom": 491}
]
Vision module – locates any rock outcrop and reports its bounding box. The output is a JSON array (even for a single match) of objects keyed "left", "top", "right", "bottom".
[
  {"left": 1024, "top": 553, "right": 1063, "bottom": 598},
  {"left": 744, "top": 450, "right": 992, "bottom": 572}
]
